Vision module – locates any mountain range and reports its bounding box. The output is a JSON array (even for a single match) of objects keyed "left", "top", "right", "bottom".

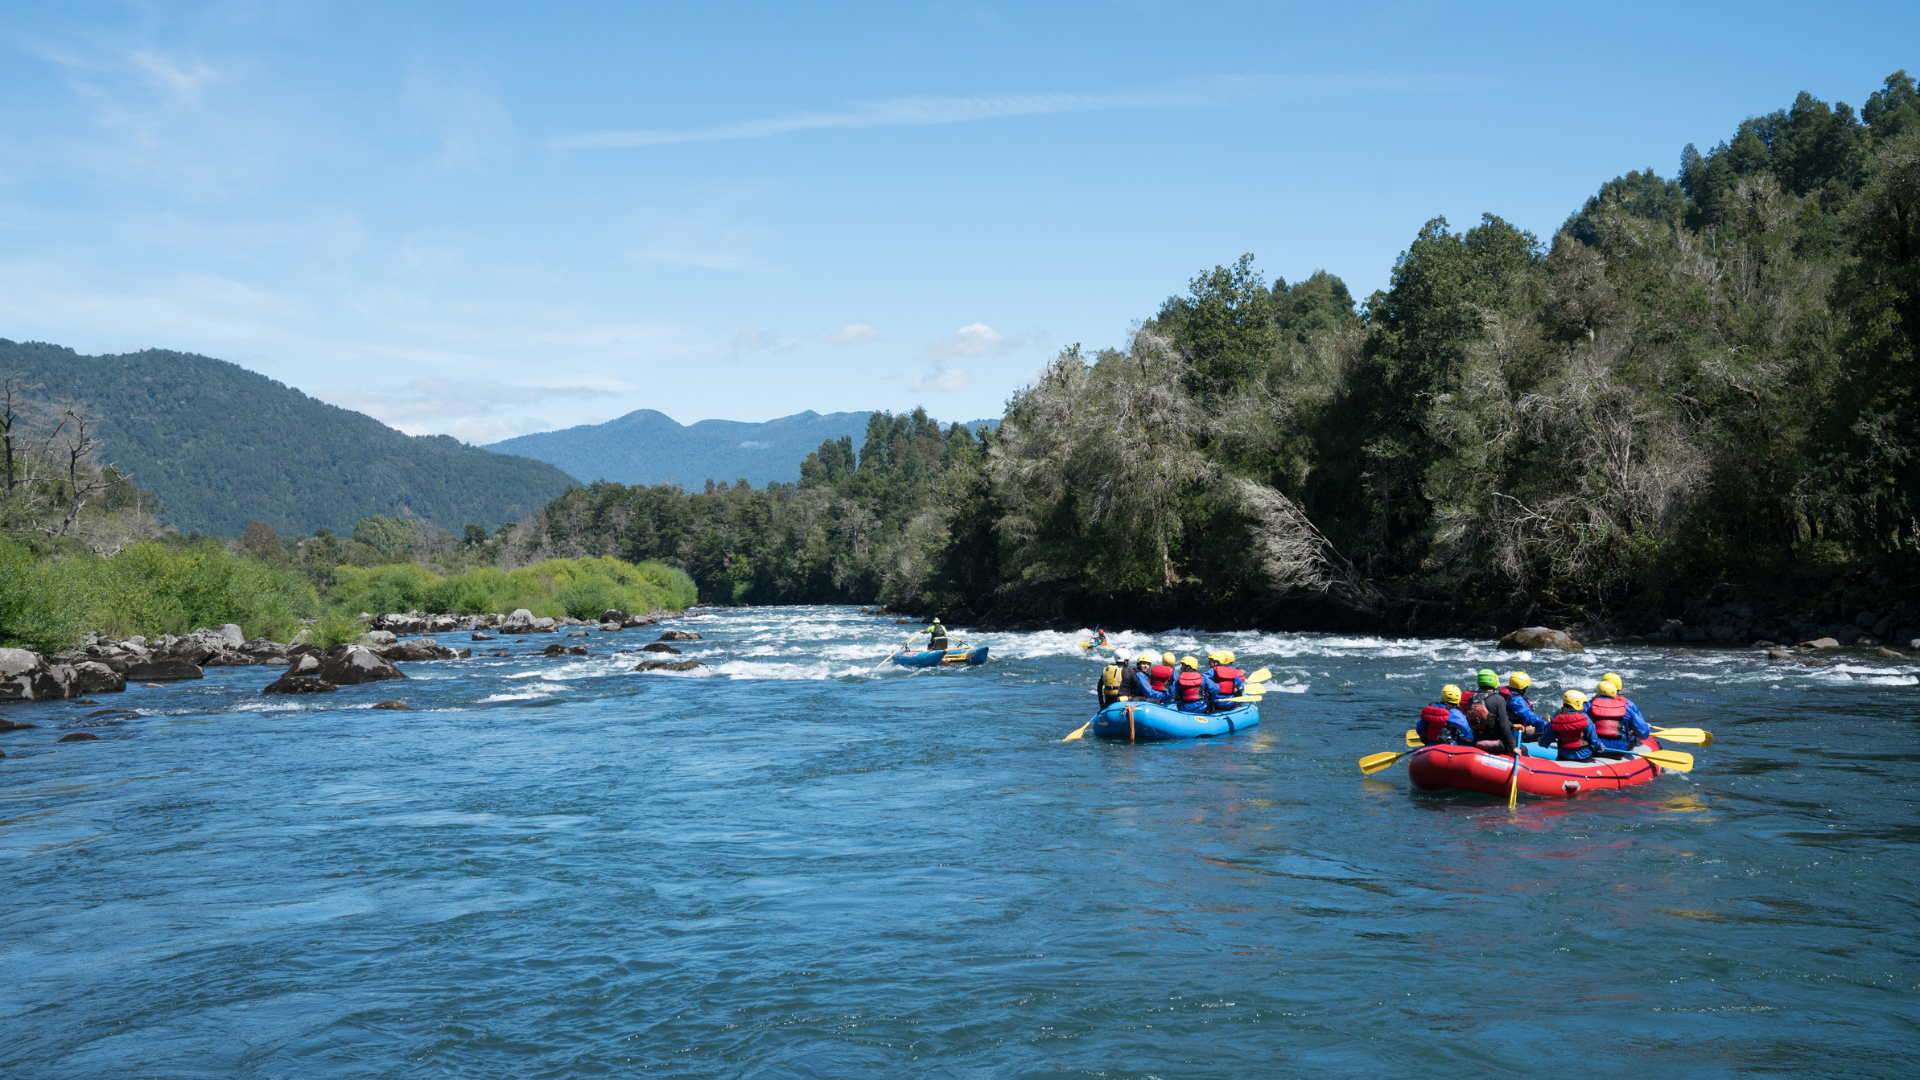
[
  {"left": 487, "top": 409, "right": 997, "bottom": 487},
  {"left": 0, "top": 340, "right": 578, "bottom": 538}
]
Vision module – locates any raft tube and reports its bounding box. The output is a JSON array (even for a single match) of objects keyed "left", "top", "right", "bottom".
[
  {"left": 1406, "top": 738, "right": 1665, "bottom": 797},
  {"left": 891, "top": 646, "right": 990, "bottom": 668},
  {"left": 1090, "top": 699, "right": 1260, "bottom": 740}
]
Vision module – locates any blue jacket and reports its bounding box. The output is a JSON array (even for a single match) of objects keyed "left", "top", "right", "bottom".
[
  {"left": 1502, "top": 688, "right": 1544, "bottom": 730},
  {"left": 1585, "top": 697, "right": 1653, "bottom": 750},
  {"left": 1129, "top": 668, "right": 1168, "bottom": 704},
  {"left": 1539, "top": 712, "right": 1600, "bottom": 761}
]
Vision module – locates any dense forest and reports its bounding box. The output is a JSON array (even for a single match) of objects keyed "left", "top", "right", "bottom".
[
  {"left": 516, "top": 70, "right": 1920, "bottom": 636},
  {"left": 0, "top": 341, "right": 578, "bottom": 537}
]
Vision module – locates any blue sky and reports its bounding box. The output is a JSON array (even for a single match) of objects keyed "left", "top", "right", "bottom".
[{"left": 1, "top": 2, "right": 1913, "bottom": 442}]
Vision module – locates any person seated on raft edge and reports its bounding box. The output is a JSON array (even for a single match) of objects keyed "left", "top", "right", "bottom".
[
  {"left": 1464, "top": 668, "right": 1519, "bottom": 756},
  {"left": 1593, "top": 673, "right": 1652, "bottom": 750},
  {"left": 1129, "top": 652, "right": 1169, "bottom": 704},
  {"left": 1097, "top": 651, "right": 1130, "bottom": 708},
  {"left": 1202, "top": 650, "right": 1246, "bottom": 710},
  {"left": 927, "top": 620, "right": 950, "bottom": 652},
  {"left": 1538, "top": 690, "right": 1602, "bottom": 762},
  {"left": 1500, "top": 671, "right": 1545, "bottom": 738},
  {"left": 1417, "top": 684, "right": 1475, "bottom": 746},
  {"left": 1172, "top": 656, "right": 1210, "bottom": 714},
  {"left": 1148, "top": 653, "right": 1176, "bottom": 699}
]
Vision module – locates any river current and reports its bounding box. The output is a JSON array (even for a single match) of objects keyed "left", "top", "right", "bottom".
[{"left": 3, "top": 606, "right": 1914, "bottom": 1078}]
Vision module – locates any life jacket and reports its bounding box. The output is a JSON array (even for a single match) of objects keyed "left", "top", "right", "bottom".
[
  {"left": 1101, "top": 665, "right": 1124, "bottom": 691},
  {"left": 1210, "top": 665, "right": 1244, "bottom": 697},
  {"left": 1549, "top": 710, "right": 1590, "bottom": 750},
  {"left": 1419, "top": 704, "right": 1457, "bottom": 744},
  {"left": 1588, "top": 695, "right": 1627, "bottom": 740},
  {"left": 1148, "top": 664, "right": 1173, "bottom": 692},
  {"left": 1465, "top": 689, "right": 1496, "bottom": 735},
  {"left": 1176, "top": 670, "right": 1205, "bottom": 703}
]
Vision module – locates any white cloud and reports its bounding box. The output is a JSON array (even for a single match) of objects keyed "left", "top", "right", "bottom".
[
  {"left": 319, "top": 379, "right": 615, "bottom": 437},
  {"left": 929, "top": 322, "right": 1006, "bottom": 358},
  {"left": 732, "top": 330, "right": 799, "bottom": 355},
  {"left": 908, "top": 364, "right": 975, "bottom": 393},
  {"left": 554, "top": 72, "right": 1497, "bottom": 150},
  {"left": 830, "top": 323, "right": 878, "bottom": 345}
]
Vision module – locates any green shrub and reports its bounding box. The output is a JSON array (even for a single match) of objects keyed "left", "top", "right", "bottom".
[
  {"left": 310, "top": 611, "right": 364, "bottom": 647},
  {"left": 324, "top": 556, "right": 696, "bottom": 619},
  {"left": 0, "top": 539, "right": 93, "bottom": 652},
  {"left": 329, "top": 563, "right": 441, "bottom": 616}
]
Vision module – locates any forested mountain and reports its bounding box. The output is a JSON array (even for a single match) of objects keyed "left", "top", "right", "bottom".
[
  {"left": 488, "top": 408, "right": 875, "bottom": 486},
  {"left": 0, "top": 341, "right": 579, "bottom": 538},
  {"left": 515, "top": 69, "right": 1920, "bottom": 636}
]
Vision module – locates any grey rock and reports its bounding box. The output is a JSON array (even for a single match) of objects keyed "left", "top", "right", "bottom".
[
  {"left": 316, "top": 645, "right": 407, "bottom": 685},
  {"left": 658, "top": 630, "right": 703, "bottom": 642},
  {"left": 1800, "top": 637, "right": 1841, "bottom": 650},
  {"left": 543, "top": 643, "right": 589, "bottom": 657},
  {"left": 58, "top": 731, "right": 101, "bottom": 742},
  {"left": 632, "top": 659, "right": 704, "bottom": 672},
  {"left": 600, "top": 609, "right": 628, "bottom": 623},
  {"left": 1804, "top": 658, "right": 1829, "bottom": 667},
  {"left": 124, "top": 660, "right": 205, "bottom": 682},
  {"left": 642, "top": 642, "right": 682, "bottom": 654},
  {"left": 500, "top": 608, "right": 538, "bottom": 633},
  {"left": 263, "top": 674, "right": 338, "bottom": 694},
  {"left": 376, "top": 639, "right": 457, "bottom": 662},
  {"left": 372, "top": 700, "right": 413, "bottom": 711},
  {"left": 1876, "top": 647, "right": 1907, "bottom": 658},
  {"left": 1497, "top": 627, "right": 1585, "bottom": 653},
  {"left": 70, "top": 661, "right": 126, "bottom": 695},
  {"left": 621, "top": 616, "right": 656, "bottom": 628},
  {"left": 0, "top": 717, "right": 38, "bottom": 730},
  {"left": 472, "top": 632, "right": 496, "bottom": 641},
  {"left": 568, "top": 630, "right": 590, "bottom": 638},
  {"left": 598, "top": 622, "right": 621, "bottom": 632},
  {"left": 139, "top": 682, "right": 166, "bottom": 688},
  {"left": 0, "top": 647, "right": 72, "bottom": 701},
  {"left": 1766, "top": 648, "right": 1797, "bottom": 660},
  {"left": 364, "top": 630, "right": 399, "bottom": 646}
]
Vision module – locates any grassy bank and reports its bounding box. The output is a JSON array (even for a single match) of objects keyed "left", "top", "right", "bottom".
[
  {"left": 328, "top": 557, "right": 698, "bottom": 621},
  {"left": 0, "top": 538, "right": 321, "bottom": 652}
]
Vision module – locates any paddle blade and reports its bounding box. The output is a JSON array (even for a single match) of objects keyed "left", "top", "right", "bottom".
[
  {"left": 1507, "top": 755, "right": 1521, "bottom": 809},
  {"left": 1636, "top": 748, "right": 1694, "bottom": 773},
  {"left": 1358, "top": 750, "right": 1410, "bottom": 775},
  {"left": 1062, "top": 721, "right": 1091, "bottom": 742},
  {"left": 1405, "top": 730, "right": 1421, "bottom": 748},
  {"left": 1653, "top": 727, "right": 1713, "bottom": 747},
  {"left": 1245, "top": 668, "right": 1272, "bottom": 683}
]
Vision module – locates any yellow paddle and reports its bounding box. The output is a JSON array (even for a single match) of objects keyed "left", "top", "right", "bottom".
[
  {"left": 1404, "top": 729, "right": 1421, "bottom": 748},
  {"left": 1358, "top": 749, "right": 1418, "bottom": 775},
  {"left": 1621, "top": 747, "right": 1694, "bottom": 772},
  {"left": 1062, "top": 720, "right": 1091, "bottom": 741},
  {"left": 1507, "top": 749, "right": 1522, "bottom": 809},
  {"left": 1651, "top": 726, "right": 1713, "bottom": 747}
]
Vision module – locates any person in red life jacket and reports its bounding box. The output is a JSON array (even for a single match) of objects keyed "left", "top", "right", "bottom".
[
  {"left": 1500, "top": 671, "right": 1545, "bottom": 736},
  {"left": 1203, "top": 650, "right": 1245, "bottom": 708},
  {"left": 1128, "top": 652, "right": 1169, "bottom": 703},
  {"left": 1172, "top": 655, "right": 1210, "bottom": 714},
  {"left": 1147, "top": 653, "right": 1176, "bottom": 697},
  {"left": 1584, "top": 680, "right": 1646, "bottom": 752},
  {"left": 1417, "top": 684, "right": 1474, "bottom": 745},
  {"left": 1596, "top": 673, "right": 1652, "bottom": 749},
  {"left": 1464, "top": 668, "right": 1518, "bottom": 755},
  {"left": 1538, "top": 690, "right": 1601, "bottom": 762}
]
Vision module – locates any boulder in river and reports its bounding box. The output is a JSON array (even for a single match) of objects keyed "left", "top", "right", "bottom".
[
  {"left": 376, "top": 638, "right": 458, "bottom": 662},
  {"left": 58, "top": 731, "right": 101, "bottom": 742},
  {"left": 124, "top": 659, "right": 205, "bottom": 682},
  {"left": 1767, "top": 648, "right": 1797, "bottom": 661},
  {"left": 263, "top": 674, "right": 338, "bottom": 694},
  {"left": 1497, "top": 627, "right": 1584, "bottom": 653},
  {"left": 658, "top": 630, "right": 702, "bottom": 642},
  {"left": 70, "top": 661, "right": 126, "bottom": 695},
  {"left": 1876, "top": 647, "right": 1907, "bottom": 658},
  {"left": 642, "top": 642, "right": 682, "bottom": 654},
  {"left": 472, "top": 631, "right": 496, "bottom": 642},
  {"left": 600, "top": 609, "right": 628, "bottom": 624},
  {"left": 317, "top": 645, "right": 407, "bottom": 685},
  {"left": 543, "top": 643, "right": 589, "bottom": 657},
  {"left": 364, "top": 630, "right": 399, "bottom": 646},
  {"left": 0, "top": 647, "right": 73, "bottom": 701},
  {"left": 1800, "top": 637, "right": 1841, "bottom": 650},
  {"left": 0, "top": 717, "right": 38, "bottom": 731},
  {"left": 632, "top": 659, "right": 704, "bottom": 672},
  {"left": 372, "top": 700, "right": 413, "bottom": 711},
  {"left": 567, "top": 629, "right": 590, "bottom": 638}
]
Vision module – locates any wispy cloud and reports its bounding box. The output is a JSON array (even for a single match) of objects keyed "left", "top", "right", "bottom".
[
  {"left": 909, "top": 322, "right": 1027, "bottom": 393},
  {"left": 319, "top": 378, "right": 616, "bottom": 438},
  {"left": 731, "top": 329, "right": 799, "bottom": 355},
  {"left": 555, "top": 72, "right": 1494, "bottom": 149},
  {"left": 830, "top": 323, "right": 878, "bottom": 345}
]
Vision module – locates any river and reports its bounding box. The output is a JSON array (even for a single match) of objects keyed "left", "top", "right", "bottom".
[{"left": 2, "top": 606, "right": 1914, "bottom": 1077}]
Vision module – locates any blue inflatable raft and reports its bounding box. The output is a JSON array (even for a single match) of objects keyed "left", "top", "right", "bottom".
[
  {"left": 890, "top": 646, "right": 990, "bottom": 668},
  {"left": 1090, "top": 699, "right": 1260, "bottom": 740}
]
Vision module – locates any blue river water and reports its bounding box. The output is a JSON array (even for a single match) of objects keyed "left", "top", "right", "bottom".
[{"left": 3, "top": 606, "right": 1915, "bottom": 1078}]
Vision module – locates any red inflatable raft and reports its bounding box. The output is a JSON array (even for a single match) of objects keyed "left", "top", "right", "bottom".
[{"left": 1406, "top": 739, "right": 1665, "bottom": 798}]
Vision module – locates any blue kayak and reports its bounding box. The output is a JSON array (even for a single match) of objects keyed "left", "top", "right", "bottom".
[
  {"left": 1090, "top": 699, "right": 1260, "bottom": 740},
  {"left": 891, "top": 646, "right": 990, "bottom": 668}
]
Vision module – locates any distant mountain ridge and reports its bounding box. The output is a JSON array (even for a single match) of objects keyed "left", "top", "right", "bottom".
[
  {"left": 488, "top": 409, "right": 998, "bottom": 487},
  {"left": 0, "top": 340, "right": 579, "bottom": 538}
]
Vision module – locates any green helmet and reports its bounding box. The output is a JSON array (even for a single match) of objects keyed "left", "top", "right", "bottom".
[{"left": 1477, "top": 668, "right": 1497, "bottom": 688}]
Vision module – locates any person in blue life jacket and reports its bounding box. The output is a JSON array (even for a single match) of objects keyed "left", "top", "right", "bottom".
[
  {"left": 1538, "top": 690, "right": 1601, "bottom": 762},
  {"left": 1416, "top": 684, "right": 1475, "bottom": 745},
  {"left": 1596, "top": 673, "right": 1652, "bottom": 749},
  {"left": 1500, "top": 671, "right": 1545, "bottom": 736},
  {"left": 1171, "top": 656, "right": 1210, "bottom": 713},
  {"left": 1585, "top": 679, "right": 1649, "bottom": 752},
  {"left": 1203, "top": 650, "right": 1246, "bottom": 708},
  {"left": 1128, "top": 652, "right": 1169, "bottom": 703}
]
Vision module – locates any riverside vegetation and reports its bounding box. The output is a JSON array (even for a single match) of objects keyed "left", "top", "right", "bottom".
[{"left": 523, "top": 70, "right": 1920, "bottom": 641}]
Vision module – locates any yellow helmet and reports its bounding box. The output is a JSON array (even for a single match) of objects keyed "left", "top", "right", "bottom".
[
  {"left": 1162, "top": 652, "right": 1177, "bottom": 666},
  {"left": 1441, "top": 684, "right": 1462, "bottom": 705},
  {"left": 1180, "top": 655, "right": 1200, "bottom": 670},
  {"left": 1602, "top": 672, "right": 1623, "bottom": 692},
  {"left": 1205, "top": 651, "right": 1225, "bottom": 664},
  {"left": 1508, "top": 671, "right": 1531, "bottom": 691},
  {"left": 1137, "top": 652, "right": 1156, "bottom": 664},
  {"left": 1220, "top": 649, "right": 1236, "bottom": 664},
  {"left": 1564, "top": 690, "right": 1588, "bottom": 707},
  {"left": 1595, "top": 681, "right": 1618, "bottom": 697}
]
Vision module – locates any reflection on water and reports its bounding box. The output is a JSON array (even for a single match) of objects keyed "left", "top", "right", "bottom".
[{"left": 2, "top": 605, "right": 1915, "bottom": 1077}]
